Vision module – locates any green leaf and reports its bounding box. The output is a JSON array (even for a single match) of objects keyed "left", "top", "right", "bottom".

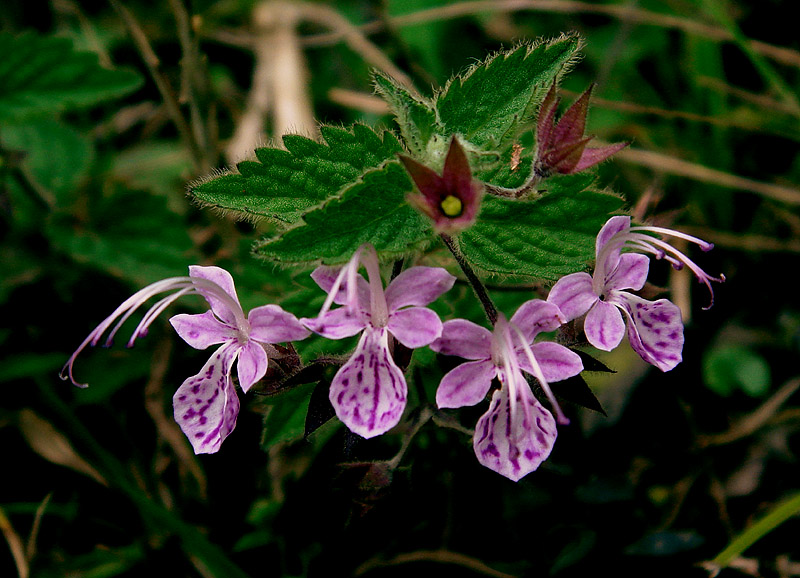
[
  {"left": 434, "top": 34, "right": 581, "bottom": 155},
  {"left": 0, "top": 117, "right": 93, "bottom": 202},
  {"left": 702, "top": 344, "right": 771, "bottom": 397},
  {"left": 0, "top": 31, "right": 142, "bottom": 119},
  {"left": 190, "top": 124, "right": 404, "bottom": 224},
  {"left": 260, "top": 382, "right": 317, "bottom": 450},
  {"left": 255, "top": 162, "right": 434, "bottom": 265},
  {"left": 459, "top": 175, "right": 623, "bottom": 280},
  {"left": 373, "top": 72, "right": 440, "bottom": 156}
]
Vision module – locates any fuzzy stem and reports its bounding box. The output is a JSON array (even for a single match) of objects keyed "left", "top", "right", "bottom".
[{"left": 440, "top": 233, "right": 498, "bottom": 326}]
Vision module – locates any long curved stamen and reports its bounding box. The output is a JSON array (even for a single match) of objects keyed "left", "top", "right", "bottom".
[
  {"left": 629, "top": 225, "right": 715, "bottom": 252},
  {"left": 509, "top": 322, "right": 569, "bottom": 425},
  {"left": 317, "top": 246, "right": 365, "bottom": 319},
  {"left": 361, "top": 245, "right": 389, "bottom": 328},
  {"left": 497, "top": 317, "right": 521, "bottom": 440},
  {"left": 61, "top": 276, "right": 247, "bottom": 388},
  {"left": 624, "top": 232, "right": 725, "bottom": 309}
]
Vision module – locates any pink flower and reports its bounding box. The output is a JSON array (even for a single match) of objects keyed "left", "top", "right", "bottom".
[
  {"left": 548, "top": 216, "right": 724, "bottom": 371},
  {"left": 302, "top": 244, "right": 455, "bottom": 438},
  {"left": 431, "top": 300, "right": 583, "bottom": 481},
  {"left": 61, "top": 266, "right": 309, "bottom": 454}
]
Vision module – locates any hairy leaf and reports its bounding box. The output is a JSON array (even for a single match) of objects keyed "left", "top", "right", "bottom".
[
  {"left": 191, "top": 125, "right": 404, "bottom": 223},
  {"left": 435, "top": 35, "right": 581, "bottom": 155},
  {"left": 373, "top": 72, "right": 440, "bottom": 156},
  {"left": 459, "top": 174, "right": 623, "bottom": 280},
  {"left": 255, "top": 162, "right": 434, "bottom": 265}
]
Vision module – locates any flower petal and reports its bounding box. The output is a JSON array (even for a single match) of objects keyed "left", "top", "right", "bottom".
[
  {"left": 509, "top": 299, "right": 565, "bottom": 344},
  {"left": 521, "top": 342, "right": 584, "bottom": 383},
  {"left": 329, "top": 328, "right": 407, "bottom": 438},
  {"left": 237, "top": 340, "right": 268, "bottom": 393},
  {"left": 584, "top": 300, "right": 626, "bottom": 351},
  {"left": 384, "top": 266, "right": 456, "bottom": 311},
  {"left": 387, "top": 306, "right": 443, "bottom": 348},
  {"left": 612, "top": 293, "right": 684, "bottom": 371},
  {"left": 430, "top": 318, "right": 493, "bottom": 360},
  {"left": 301, "top": 308, "right": 367, "bottom": 339},
  {"left": 170, "top": 311, "right": 234, "bottom": 350},
  {"left": 605, "top": 253, "right": 649, "bottom": 292},
  {"left": 595, "top": 216, "right": 630, "bottom": 277},
  {"left": 473, "top": 372, "right": 558, "bottom": 482},
  {"left": 188, "top": 266, "right": 241, "bottom": 326},
  {"left": 436, "top": 359, "right": 496, "bottom": 409},
  {"left": 173, "top": 344, "right": 239, "bottom": 454},
  {"left": 310, "top": 266, "right": 370, "bottom": 310},
  {"left": 248, "top": 304, "right": 310, "bottom": 344},
  {"left": 547, "top": 272, "right": 597, "bottom": 322}
]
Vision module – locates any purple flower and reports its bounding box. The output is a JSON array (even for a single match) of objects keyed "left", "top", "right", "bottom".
[
  {"left": 302, "top": 244, "right": 456, "bottom": 439},
  {"left": 399, "top": 136, "right": 483, "bottom": 234},
  {"left": 535, "top": 82, "right": 628, "bottom": 177},
  {"left": 61, "top": 266, "right": 309, "bottom": 454},
  {"left": 431, "top": 300, "right": 583, "bottom": 481},
  {"left": 548, "top": 216, "right": 724, "bottom": 371}
]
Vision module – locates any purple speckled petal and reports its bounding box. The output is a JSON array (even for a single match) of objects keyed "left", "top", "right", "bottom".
[
  {"left": 605, "top": 253, "right": 650, "bottom": 292},
  {"left": 387, "top": 306, "right": 442, "bottom": 348},
  {"left": 436, "top": 359, "right": 496, "bottom": 409},
  {"left": 170, "top": 311, "right": 234, "bottom": 350},
  {"left": 248, "top": 304, "right": 310, "bottom": 344},
  {"left": 473, "top": 371, "right": 558, "bottom": 482},
  {"left": 310, "top": 266, "right": 370, "bottom": 310},
  {"left": 301, "top": 307, "right": 367, "bottom": 339},
  {"left": 188, "top": 266, "right": 241, "bottom": 326},
  {"left": 384, "top": 266, "right": 456, "bottom": 311},
  {"left": 329, "top": 328, "right": 407, "bottom": 438},
  {"left": 173, "top": 344, "right": 239, "bottom": 454},
  {"left": 611, "top": 293, "right": 684, "bottom": 371},
  {"left": 547, "top": 272, "right": 597, "bottom": 322},
  {"left": 236, "top": 340, "right": 268, "bottom": 393},
  {"left": 430, "top": 318, "right": 492, "bottom": 360},
  {"left": 509, "top": 299, "right": 565, "bottom": 344},
  {"left": 584, "top": 300, "right": 626, "bottom": 351},
  {"left": 519, "top": 342, "right": 584, "bottom": 383}
]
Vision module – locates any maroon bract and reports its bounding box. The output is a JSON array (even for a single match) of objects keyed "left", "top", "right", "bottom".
[
  {"left": 535, "top": 82, "right": 628, "bottom": 177},
  {"left": 399, "top": 136, "right": 483, "bottom": 234}
]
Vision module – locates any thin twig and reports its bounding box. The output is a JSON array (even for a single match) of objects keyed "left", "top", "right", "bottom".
[
  {"left": 24, "top": 492, "right": 52, "bottom": 564},
  {"left": 302, "top": 0, "right": 800, "bottom": 72},
  {"left": 0, "top": 506, "right": 28, "bottom": 578},
  {"left": 611, "top": 145, "right": 800, "bottom": 206},
  {"left": 440, "top": 233, "right": 498, "bottom": 325},
  {"left": 355, "top": 548, "right": 518, "bottom": 578},
  {"left": 168, "top": 0, "right": 216, "bottom": 171},
  {"left": 109, "top": 0, "right": 205, "bottom": 171}
]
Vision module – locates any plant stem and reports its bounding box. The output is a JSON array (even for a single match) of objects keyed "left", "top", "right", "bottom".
[{"left": 440, "top": 233, "right": 498, "bottom": 325}]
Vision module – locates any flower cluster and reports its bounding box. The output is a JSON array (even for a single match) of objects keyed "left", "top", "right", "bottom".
[{"left": 64, "top": 216, "right": 722, "bottom": 480}]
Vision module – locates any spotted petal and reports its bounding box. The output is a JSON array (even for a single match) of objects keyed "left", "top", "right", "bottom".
[
  {"left": 170, "top": 310, "right": 234, "bottom": 350},
  {"left": 613, "top": 293, "right": 684, "bottom": 371},
  {"left": 173, "top": 344, "right": 239, "bottom": 454},
  {"left": 436, "top": 359, "right": 497, "bottom": 409},
  {"left": 473, "top": 371, "right": 558, "bottom": 482},
  {"left": 329, "top": 328, "right": 407, "bottom": 438}
]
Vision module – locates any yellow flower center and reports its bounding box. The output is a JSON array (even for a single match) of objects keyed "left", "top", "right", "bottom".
[{"left": 440, "top": 195, "right": 463, "bottom": 217}]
